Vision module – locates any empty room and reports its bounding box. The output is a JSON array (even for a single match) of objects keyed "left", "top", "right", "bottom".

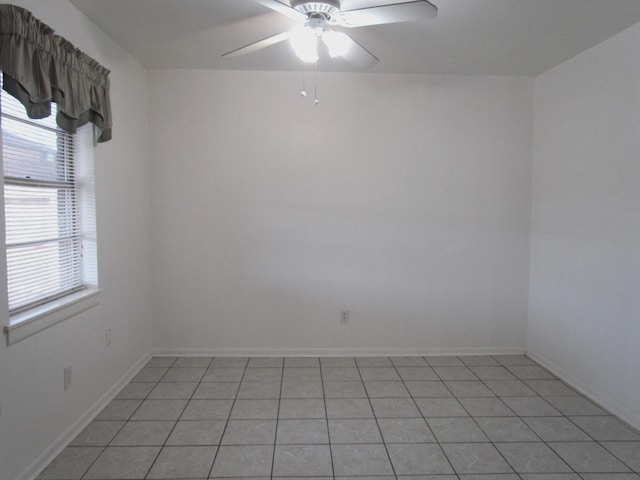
[{"left": 0, "top": 0, "right": 639, "bottom": 479}]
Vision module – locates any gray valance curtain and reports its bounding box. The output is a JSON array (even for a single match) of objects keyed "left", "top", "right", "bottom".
[{"left": 0, "top": 4, "right": 112, "bottom": 142}]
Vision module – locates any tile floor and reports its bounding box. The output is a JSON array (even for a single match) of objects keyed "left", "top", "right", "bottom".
[{"left": 38, "top": 355, "right": 640, "bottom": 479}]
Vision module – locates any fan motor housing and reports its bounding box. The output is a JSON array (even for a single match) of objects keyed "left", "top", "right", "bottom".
[{"left": 292, "top": 0, "right": 341, "bottom": 19}]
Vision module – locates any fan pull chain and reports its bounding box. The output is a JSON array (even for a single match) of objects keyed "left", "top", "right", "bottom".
[
  {"left": 299, "top": 61, "right": 319, "bottom": 105},
  {"left": 314, "top": 62, "right": 319, "bottom": 105},
  {"left": 301, "top": 63, "right": 307, "bottom": 97}
]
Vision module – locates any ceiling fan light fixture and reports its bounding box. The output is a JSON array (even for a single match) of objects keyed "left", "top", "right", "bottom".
[
  {"left": 290, "top": 26, "right": 319, "bottom": 63},
  {"left": 322, "top": 30, "right": 350, "bottom": 58},
  {"left": 224, "top": 0, "right": 438, "bottom": 72}
]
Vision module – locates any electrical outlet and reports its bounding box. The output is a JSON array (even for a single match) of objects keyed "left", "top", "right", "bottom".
[
  {"left": 64, "top": 366, "right": 72, "bottom": 391},
  {"left": 340, "top": 310, "right": 350, "bottom": 324},
  {"left": 105, "top": 328, "right": 112, "bottom": 346}
]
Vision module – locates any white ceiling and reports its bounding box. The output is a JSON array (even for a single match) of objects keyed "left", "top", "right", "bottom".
[{"left": 69, "top": 0, "right": 640, "bottom": 75}]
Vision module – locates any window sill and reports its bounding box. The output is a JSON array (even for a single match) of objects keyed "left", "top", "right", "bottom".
[{"left": 4, "top": 289, "right": 101, "bottom": 346}]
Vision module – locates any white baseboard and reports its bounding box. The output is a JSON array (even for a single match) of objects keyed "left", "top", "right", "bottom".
[
  {"left": 18, "top": 351, "right": 152, "bottom": 480},
  {"left": 527, "top": 349, "right": 640, "bottom": 431},
  {"left": 153, "top": 346, "right": 526, "bottom": 357}
]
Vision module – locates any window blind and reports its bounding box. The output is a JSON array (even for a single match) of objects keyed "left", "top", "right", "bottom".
[{"left": 2, "top": 82, "right": 93, "bottom": 314}]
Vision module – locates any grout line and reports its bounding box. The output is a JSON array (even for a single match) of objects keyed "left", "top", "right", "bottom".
[
  {"left": 205, "top": 355, "right": 249, "bottom": 478},
  {"left": 318, "top": 357, "right": 337, "bottom": 479},
  {"left": 356, "top": 358, "right": 400, "bottom": 480},
  {"left": 269, "top": 357, "right": 285, "bottom": 478}
]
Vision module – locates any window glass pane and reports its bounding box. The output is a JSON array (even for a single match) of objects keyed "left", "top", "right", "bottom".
[{"left": 2, "top": 114, "right": 73, "bottom": 183}]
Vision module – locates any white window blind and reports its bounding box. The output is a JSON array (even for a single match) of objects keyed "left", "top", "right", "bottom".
[{"left": 1, "top": 79, "right": 97, "bottom": 315}]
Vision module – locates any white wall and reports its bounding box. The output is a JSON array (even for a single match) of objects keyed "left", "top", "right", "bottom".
[
  {"left": 149, "top": 70, "right": 533, "bottom": 355},
  {"left": 0, "top": 2, "right": 152, "bottom": 480},
  {"left": 529, "top": 22, "right": 640, "bottom": 428}
]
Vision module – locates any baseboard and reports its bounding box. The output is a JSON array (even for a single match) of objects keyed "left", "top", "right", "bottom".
[
  {"left": 527, "top": 349, "right": 640, "bottom": 431},
  {"left": 154, "top": 346, "right": 527, "bottom": 357},
  {"left": 18, "top": 351, "right": 152, "bottom": 480}
]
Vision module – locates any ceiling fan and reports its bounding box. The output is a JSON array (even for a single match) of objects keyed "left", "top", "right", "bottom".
[{"left": 222, "top": 0, "right": 438, "bottom": 68}]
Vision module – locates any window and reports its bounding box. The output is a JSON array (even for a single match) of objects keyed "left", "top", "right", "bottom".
[{"left": 1, "top": 79, "right": 98, "bottom": 340}]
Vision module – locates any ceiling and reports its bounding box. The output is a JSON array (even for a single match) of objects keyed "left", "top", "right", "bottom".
[{"left": 69, "top": 0, "right": 640, "bottom": 76}]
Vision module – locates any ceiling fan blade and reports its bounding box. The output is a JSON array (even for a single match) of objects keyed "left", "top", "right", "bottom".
[
  {"left": 253, "top": 0, "right": 307, "bottom": 21},
  {"left": 334, "top": 0, "right": 437, "bottom": 28},
  {"left": 222, "top": 31, "right": 292, "bottom": 58},
  {"left": 336, "top": 34, "right": 379, "bottom": 69}
]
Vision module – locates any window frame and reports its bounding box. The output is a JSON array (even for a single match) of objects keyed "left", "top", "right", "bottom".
[{"left": 1, "top": 86, "right": 100, "bottom": 346}]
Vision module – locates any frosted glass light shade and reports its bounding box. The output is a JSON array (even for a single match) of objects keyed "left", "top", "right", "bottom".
[{"left": 290, "top": 26, "right": 319, "bottom": 63}]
